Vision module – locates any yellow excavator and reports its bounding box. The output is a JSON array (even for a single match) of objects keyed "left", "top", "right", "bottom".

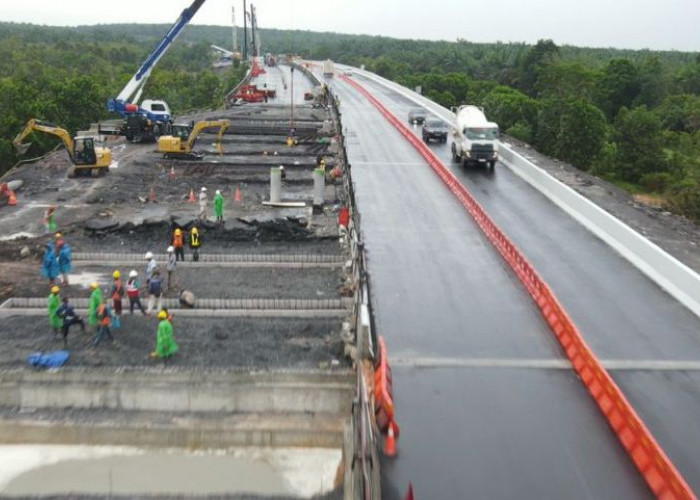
[
  {"left": 13, "top": 119, "right": 112, "bottom": 176},
  {"left": 157, "top": 119, "right": 230, "bottom": 159}
]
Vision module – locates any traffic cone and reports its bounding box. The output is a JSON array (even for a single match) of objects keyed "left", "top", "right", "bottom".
[
  {"left": 8, "top": 190, "right": 17, "bottom": 206},
  {"left": 187, "top": 189, "right": 196, "bottom": 203},
  {"left": 169, "top": 166, "right": 176, "bottom": 180},
  {"left": 404, "top": 483, "right": 414, "bottom": 500},
  {"left": 148, "top": 187, "right": 156, "bottom": 202},
  {"left": 234, "top": 184, "right": 241, "bottom": 203},
  {"left": 384, "top": 421, "right": 397, "bottom": 457}
]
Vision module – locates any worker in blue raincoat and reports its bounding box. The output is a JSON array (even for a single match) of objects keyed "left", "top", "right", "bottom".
[
  {"left": 40, "top": 241, "right": 59, "bottom": 284},
  {"left": 57, "top": 242, "right": 72, "bottom": 285}
]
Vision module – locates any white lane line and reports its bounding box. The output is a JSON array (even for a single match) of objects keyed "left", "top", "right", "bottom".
[
  {"left": 391, "top": 357, "right": 700, "bottom": 371},
  {"left": 351, "top": 161, "right": 426, "bottom": 166}
]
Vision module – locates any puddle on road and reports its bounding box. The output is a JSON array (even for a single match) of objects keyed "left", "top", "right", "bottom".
[
  {"left": 0, "top": 445, "right": 341, "bottom": 497},
  {"left": 67, "top": 271, "right": 109, "bottom": 289}
]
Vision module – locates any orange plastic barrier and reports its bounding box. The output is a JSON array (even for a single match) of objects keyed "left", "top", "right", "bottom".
[
  {"left": 374, "top": 336, "right": 394, "bottom": 432},
  {"left": 341, "top": 74, "right": 696, "bottom": 500}
]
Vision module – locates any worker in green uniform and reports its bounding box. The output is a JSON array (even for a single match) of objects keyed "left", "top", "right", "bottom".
[
  {"left": 151, "top": 310, "right": 178, "bottom": 360},
  {"left": 213, "top": 189, "right": 224, "bottom": 223},
  {"left": 87, "top": 282, "right": 102, "bottom": 334},
  {"left": 47, "top": 285, "right": 61, "bottom": 336}
]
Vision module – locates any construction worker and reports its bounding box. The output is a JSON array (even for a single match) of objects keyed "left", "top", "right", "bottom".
[
  {"left": 87, "top": 282, "right": 102, "bottom": 334},
  {"left": 172, "top": 228, "right": 185, "bottom": 261},
  {"left": 151, "top": 310, "right": 178, "bottom": 360},
  {"left": 56, "top": 296, "right": 85, "bottom": 347},
  {"left": 146, "top": 270, "right": 163, "bottom": 315},
  {"left": 54, "top": 232, "right": 64, "bottom": 250},
  {"left": 145, "top": 251, "right": 157, "bottom": 284},
  {"left": 189, "top": 227, "right": 201, "bottom": 262},
  {"left": 47, "top": 285, "right": 61, "bottom": 337},
  {"left": 110, "top": 270, "right": 124, "bottom": 317},
  {"left": 40, "top": 241, "right": 59, "bottom": 285},
  {"left": 43, "top": 206, "right": 57, "bottom": 233},
  {"left": 126, "top": 270, "right": 147, "bottom": 315},
  {"left": 93, "top": 299, "right": 114, "bottom": 346},
  {"left": 213, "top": 189, "right": 224, "bottom": 223},
  {"left": 198, "top": 187, "right": 208, "bottom": 220},
  {"left": 57, "top": 240, "right": 72, "bottom": 286},
  {"left": 316, "top": 155, "right": 327, "bottom": 171},
  {"left": 166, "top": 246, "right": 177, "bottom": 290}
]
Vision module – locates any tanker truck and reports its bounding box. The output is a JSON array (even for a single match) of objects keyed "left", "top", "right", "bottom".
[{"left": 451, "top": 105, "right": 499, "bottom": 170}]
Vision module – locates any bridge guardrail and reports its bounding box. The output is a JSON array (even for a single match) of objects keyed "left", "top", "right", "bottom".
[{"left": 339, "top": 64, "right": 700, "bottom": 320}]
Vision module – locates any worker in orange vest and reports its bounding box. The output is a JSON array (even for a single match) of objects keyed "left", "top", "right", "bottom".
[
  {"left": 93, "top": 300, "right": 114, "bottom": 346},
  {"left": 172, "top": 228, "right": 185, "bottom": 262}
]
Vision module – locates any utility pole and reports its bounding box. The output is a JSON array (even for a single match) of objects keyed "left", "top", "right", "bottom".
[
  {"left": 243, "top": 0, "right": 248, "bottom": 60},
  {"left": 232, "top": 5, "right": 237, "bottom": 53},
  {"left": 290, "top": 66, "right": 295, "bottom": 134}
]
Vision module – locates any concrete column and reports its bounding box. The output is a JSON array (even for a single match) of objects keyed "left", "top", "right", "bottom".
[
  {"left": 270, "top": 167, "right": 282, "bottom": 203},
  {"left": 313, "top": 168, "right": 325, "bottom": 206}
]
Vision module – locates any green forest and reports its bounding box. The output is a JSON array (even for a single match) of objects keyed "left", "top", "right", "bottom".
[{"left": 1, "top": 22, "right": 699, "bottom": 220}]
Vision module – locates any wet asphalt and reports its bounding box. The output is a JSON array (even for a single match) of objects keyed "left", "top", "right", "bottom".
[{"left": 332, "top": 73, "right": 670, "bottom": 498}]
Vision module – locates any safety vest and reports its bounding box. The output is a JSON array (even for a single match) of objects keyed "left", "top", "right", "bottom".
[
  {"left": 190, "top": 232, "right": 200, "bottom": 248},
  {"left": 126, "top": 279, "right": 139, "bottom": 298},
  {"left": 97, "top": 304, "right": 110, "bottom": 326},
  {"left": 172, "top": 232, "right": 184, "bottom": 248},
  {"left": 112, "top": 279, "right": 123, "bottom": 300}
]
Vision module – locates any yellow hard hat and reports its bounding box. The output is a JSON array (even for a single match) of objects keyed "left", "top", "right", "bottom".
[
  {"left": 175, "top": 229, "right": 182, "bottom": 235},
  {"left": 54, "top": 233, "right": 62, "bottom": 238},
  {"left": 90, "top": 282, "right": 99, "bottom": 289},
  {"left": 112, "top": 270, "right": 121, "bottom": 279},
  {"left": 157, "top": 310, "right": 167, "bottom": 319},
  {"left": 50, "top": 285, "right": 60, "bottom": 294},
  {"left": 191, "top": 227, "right": 198, "bottom": 234}
]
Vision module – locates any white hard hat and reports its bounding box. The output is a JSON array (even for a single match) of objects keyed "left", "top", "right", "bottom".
[
  {"left": 215, "top": 189, "right": 221, "bottom": 195},
  {"left": 201, "top": 187, "right": 207, "bottom": 192},
  {"left": 129, "top": 270, "right": 138, "bottom": 278},
  {"left": 167, "top": 246, "right": 174, "bottom": 253},
  {"left": 145, "top": 251, "right": 153, "bottom": 259}
]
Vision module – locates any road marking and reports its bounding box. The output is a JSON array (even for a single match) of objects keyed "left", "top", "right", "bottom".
[
  {"left": 351, "top": 161, "right": 426, "bottom": 166},
  {"left": 390, "top": 357, "right": 700, "bottom": 371}
]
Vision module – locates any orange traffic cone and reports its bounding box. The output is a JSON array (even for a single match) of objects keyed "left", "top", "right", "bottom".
[
  {"left": 404, "top": 483, "right": 414, "bottom": 500},
  {"left": 234, "top": 184, "right": 241, "bottom": 203},
  {"left": 148, "top": 187, "right": 156, "bottom": 202},
  {"left": 384, "top": 421, "right": 397, "bottom": 457},
  {"left": 8, "top": 190, "right": 17, "bottom": 206},
  {"left": 187, "top": 189, "right": 196, "bottom": 203}
]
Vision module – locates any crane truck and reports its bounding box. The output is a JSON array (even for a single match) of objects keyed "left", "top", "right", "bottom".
[
  {"left": 158, "top": 119, "right": 230, "bottom": 159},
  {"left": 13, "top": 119, "right": 112, "bottom": 177},
  {"left": 106, "top": 0, "right": 207, "bottom": 142},
  {"left": 451, "top": 105, "right": 499, "bottom": 170}
]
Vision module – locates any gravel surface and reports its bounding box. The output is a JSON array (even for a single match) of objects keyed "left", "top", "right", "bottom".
[
  {"left": 10, "top": 264, "right": 344, "bottom": 300},
  {"left": 0, "top": 315, "right": 348, "bottom": 369}
]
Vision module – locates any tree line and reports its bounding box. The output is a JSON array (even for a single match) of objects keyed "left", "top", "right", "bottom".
[
  {"left": 0, "top": 23, "right": 246, "bottom": 175},
  {"left": 0, "top": 22, "right": 698, "bottom": 220}
]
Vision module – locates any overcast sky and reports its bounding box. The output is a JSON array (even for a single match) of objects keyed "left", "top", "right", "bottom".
[{"left": 2, "top": 0, "right": 699, "bottom": 52}]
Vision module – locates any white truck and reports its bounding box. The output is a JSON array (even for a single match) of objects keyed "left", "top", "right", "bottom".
[
  {"left": 451, "top": 105, "right": 499, "bottom": 170},
  {"left": 322, "top": 59, "right": 335, "bottom": 77}
]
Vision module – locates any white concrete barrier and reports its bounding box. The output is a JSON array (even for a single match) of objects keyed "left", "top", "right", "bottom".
[{"left": 336, "top": 64, "right": 700, "bottom": 319}]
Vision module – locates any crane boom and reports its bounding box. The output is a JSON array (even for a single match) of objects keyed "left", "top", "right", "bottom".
[{"left": 108, "top": 0, "right": 206, "bottom": 118}]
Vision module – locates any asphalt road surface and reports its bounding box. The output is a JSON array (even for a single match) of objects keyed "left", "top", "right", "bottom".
[
  {"left": 352, "top": 73, "right": 700, "bottom": 493},
  {"left": 331, "top": 74, "right": 655, "bottom": 498}
]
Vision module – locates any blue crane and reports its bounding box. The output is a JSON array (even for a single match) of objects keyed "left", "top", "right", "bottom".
[{"left": 106, "top": 0, "right": 207, "bottom": 142}]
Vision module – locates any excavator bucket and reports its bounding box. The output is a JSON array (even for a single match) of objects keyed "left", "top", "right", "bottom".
[{"left": 14, "top": 142, "right": 31, "bottom": 156}]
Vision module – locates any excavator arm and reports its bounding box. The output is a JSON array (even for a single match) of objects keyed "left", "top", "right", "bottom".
[
  {"left": 13, "top": 119, "right": 75, "bottom": 158},
  {"left": 186, "top": 119, "right": 230, "bottom": 153}
]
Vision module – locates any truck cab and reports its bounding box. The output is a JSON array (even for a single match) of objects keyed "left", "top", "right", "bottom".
[{"left": 451, "top": 105, "right": 499, "bottom": 170}]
